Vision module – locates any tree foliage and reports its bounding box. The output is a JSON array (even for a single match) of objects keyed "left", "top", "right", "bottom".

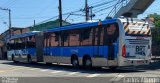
[
  {"left": 150, "top": 15, "right": 160, "bottom": 28},
  {"left": 151, "top": 15, "right": 160, "bottom": 55}
]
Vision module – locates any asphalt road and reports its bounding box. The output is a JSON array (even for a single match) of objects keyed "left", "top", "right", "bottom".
[{"left": 0, "top": 60, "right": 159, "bottom": 83}]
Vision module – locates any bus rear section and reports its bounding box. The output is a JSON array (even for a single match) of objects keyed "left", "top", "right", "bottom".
[
  {"left": 7, "top": 31, "right": 43, "bottom": 63},
  {"left": 119, "top": 18, "right": 152, "bottom": 66}
]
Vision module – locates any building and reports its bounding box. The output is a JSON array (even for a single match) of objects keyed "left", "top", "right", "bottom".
[
  {"left": 0, "top": 27, "right": 29, "bottom": 59},
  {"left": 0, "top": 19, "right": 70, "bottom": 59},
  {"left": 29, "top": 19, "right": 70, "bottom": 31}
]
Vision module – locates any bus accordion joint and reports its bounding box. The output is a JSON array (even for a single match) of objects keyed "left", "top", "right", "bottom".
[{"left": 122, "top": 45, "right": 126, "bottom": 58}]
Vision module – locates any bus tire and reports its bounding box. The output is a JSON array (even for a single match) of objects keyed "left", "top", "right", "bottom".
[
  {"left": 12, "top": 55, "right": 19, "bottom": 63},
  {"left": 83, "top": 55, "right": 92, "bottom": 68},
  {"left": 27, "top": 55, "right": 32, "bottom": 63},
  {"left": 12, "top": 55, "right": 15, "bottom": 61},
  {"left": 46, "top": 62, "right": 52, "bottom": 65},
  {"left": 109, "top": 66, "right": 117, "bottom": 70},
  {"left": 71, "top": 55, "right": 79, "bottom": 67}
]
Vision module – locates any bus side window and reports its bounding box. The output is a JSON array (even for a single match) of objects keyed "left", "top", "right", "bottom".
[
  {"left": 7, "top": 43, "right": 10, "bottom": 50},
  {"left": 26, "top": 36, "right": 36, "bottom": 48},
  {"left": 55, "top": 32, "right": 61, "bottom": 46},
  {"left": 43, "top": 33, "right": 50, "bottom": 48},
  {"left": 93, "top": 27, "right": 98, "bottom": 45},
  {"left": 47, "top": 34, "right": 50, "bottom": 47},
  {"left": 50, "top": 33, "right": 59, "bottom": 47},
  {"left": 55, "top": 32, "right": 59, "bottom": 42},
  {"left": 93, "top": 26, "right": 104, "bottom": 46},
  {"left": 15, "top": 38, "right": 22, "bottom": 49},
  {"left": 99, "top": 27, "right": 104, "bottom": 45},
  {"left": 69, "top": 29, "right": 80, "bottom": 46},
  {"left": 44, "top": 34, "right": 47, "bottom": 47},
  {"left": 61, "top": 31, "right": 69, "bottom": 46},
  {"left": 81, "top": 28, "right": 93, "bottom": 46},
  {"left": 104, "top": 23, "right": 119, "bottom": 45}
]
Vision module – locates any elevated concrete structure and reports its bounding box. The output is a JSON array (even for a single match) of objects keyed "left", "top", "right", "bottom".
[{"left": 108, "top": 0, "right": 155, "bottom": 18}]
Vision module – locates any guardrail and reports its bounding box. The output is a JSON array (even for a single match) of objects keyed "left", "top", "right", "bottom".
[{"left": 107, "top": 0, "right": 130, "bottom": 18}]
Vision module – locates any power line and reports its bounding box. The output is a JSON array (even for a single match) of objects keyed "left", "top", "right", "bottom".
[
  {"left": 35, "top": 8, "right": 83, "bottom": 25},
  {"left": 0, "top": 16, "right": 9, "bottom": 27},
  {"left": 36, "top": 0, "right": 118, "bottom": 25},
  {"left": 93, "top": 3, "right": 117, "bottom": 13},
  {"left": 90, "top": 0, "right": 105, "bottom": 5},
  {"left": 2, "top": 0, "right": 18, "bottom": 8},
  {"left": 35, "top": 16, "right": 59, "bottom": 25},
  {"left": 91, "top": 0, "right": 118, "bottom": 8}
]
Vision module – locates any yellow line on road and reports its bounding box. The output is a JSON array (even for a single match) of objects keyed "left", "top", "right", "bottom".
[
  {"left": 0, "top": 70, "right": 6, "bottom": 73},
  {"left": 0, "top": 66, "right": 29, "bottom": 72},
  {"left": 29, "top": 68, "right": 40, "bottom": 71},
  {"left": 9, "top": 67, "right": 26, "bottom": 72},
  {"left": 86, "top": 74, "right": 100, "bottom": 77}
]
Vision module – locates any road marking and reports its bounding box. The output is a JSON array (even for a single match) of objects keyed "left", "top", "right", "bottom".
[
  {"left": 110, "top": 75, "right": 125, "bottom": 82},
  {"left": 29, "top": 68, "right": 39, "bottom": 71},
  {"left": 86, "top": 74, "right": 100, "bottom": 77},
  {"left": 40, "top": 69, "right": 49, "bottom": 72},
  {"left": 51, "top": 71, "right": 63, "bottom": 74},
  {"left": 68, "top": 72, "right": 79, "bottom": 75},
  {"left": 10, "top": 66, "right": 21, "bottom": 68},
  {"left": 114, "top": 75, "right": 125, "bottom": 81},
  {"left": 117, "top": 75, "right": 125, "bottom": 77},
  {"left": 0, "top": 70, "right": 5, "bottom": 73},
  {"left": 9, "top": 66, "right": 22, "bottom": 70},
  {"left": 10, "top": 67, "right": 25, "bottom": 71}
]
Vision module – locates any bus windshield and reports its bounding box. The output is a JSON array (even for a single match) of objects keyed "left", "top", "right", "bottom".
[{"left": 123, "top": 22, "right": 151, "bottom": 36}]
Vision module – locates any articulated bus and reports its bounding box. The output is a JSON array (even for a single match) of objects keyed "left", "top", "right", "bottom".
[
  {"left": 7, "top": 18, "right": 152, "bottom": 69},
  {"left": 7, "top": 31, "right": 43, "bottom": 62}
]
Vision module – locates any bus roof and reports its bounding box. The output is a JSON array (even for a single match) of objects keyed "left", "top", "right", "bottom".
[
  {"left": 46, "top": 18, "right": 117, "bottom": 33},
  {"left": 10, "top": 31, "right": 40, "bottom": 40},
  {"left": 118, "top": 17, "right": 147, "bottom": 24}
]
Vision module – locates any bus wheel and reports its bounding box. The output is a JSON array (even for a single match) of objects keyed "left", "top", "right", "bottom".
[
  {"left": 83, "top": 56, "right": 92, "bottom": 68},
  {"left": 12, "top": 55, "right": 18, "bottom": 63},
  {"left": 46, "top": 62, "right": 52, "bottom": 65},
  {"left": 109, "top": 66, "right": 117, "bottom": 70},
  {"left": 71, "top": 57, "right": 79, "bottom": 67},
  {"left": 27, "top": 55, "right": 32, "bottom": 63},
  {"left": 12, "top": 55, "right": 15, "bottom": 61}
]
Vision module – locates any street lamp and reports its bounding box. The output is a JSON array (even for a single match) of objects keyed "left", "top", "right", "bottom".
[{"left": 0, "top": 7, "right": 12, "bottom": 38}]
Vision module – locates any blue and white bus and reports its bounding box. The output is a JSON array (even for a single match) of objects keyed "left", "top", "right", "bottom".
[
  {"left": 7, "top": 31, "right": 43, "bottom": 63},
  {"left": 7, "top": 18, "right": 152, "bottom": 69}
]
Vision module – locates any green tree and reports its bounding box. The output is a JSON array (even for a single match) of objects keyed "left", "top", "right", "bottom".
[{"left": 150, "top": 15, "right": 160, "bottom": 55}]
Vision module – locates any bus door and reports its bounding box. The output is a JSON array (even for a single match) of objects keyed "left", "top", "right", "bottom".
[
  {"left": 93, "top": 26, "right": 106, "bottom": 67},
  {"left": 104, "top": 23, "right": 119, "bottom": 66}
]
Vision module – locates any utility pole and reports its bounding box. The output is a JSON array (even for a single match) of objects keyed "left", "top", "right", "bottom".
[
  {"left": 85, "top": 0, "right": 89, "bottom": 21},
  {"left": 90, "top": 6, "right": 93, "bottom": 21},
  {"left": 0, "top": 7, "right": 12, "bottom": 38},
  {"left": 9, "top": 9, "right": 11, "bottom": 37},
  {"left": 59, "top": 0, "right": 62, "bottom": 27},
  {"left": 34, "top": 20, "right": 36, "bottom": 31}
]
